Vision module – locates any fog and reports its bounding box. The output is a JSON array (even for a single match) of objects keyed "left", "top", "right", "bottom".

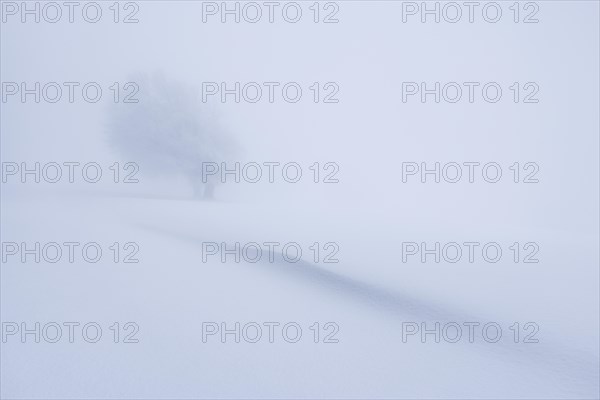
[{"left": 1, "top": 1, "right": 599, "bottom": 398}]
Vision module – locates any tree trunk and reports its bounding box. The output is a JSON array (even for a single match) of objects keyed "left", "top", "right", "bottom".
[
  {"left": 192, "top": 180, "right": 204, "bottom": 199},
  {"left": 204, "top": 182, "right": 215, "bottom": 200},
  {"left": 192, "top": 179, "right": 216, "bottom": 200}
]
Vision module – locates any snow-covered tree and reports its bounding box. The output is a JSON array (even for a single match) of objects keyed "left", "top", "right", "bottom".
[{"left": 106, "top": 74, "right": 237, "bottom": 199}]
